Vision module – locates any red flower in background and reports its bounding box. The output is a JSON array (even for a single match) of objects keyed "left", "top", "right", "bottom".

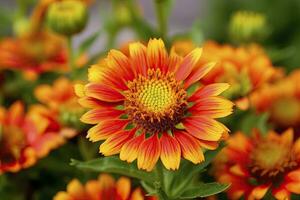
[
  {"left": 214, "top": 129, "right": 300, "bottom": 199},
  {"left": 0, "top": 102, "right": 75, "bottom": 173}
]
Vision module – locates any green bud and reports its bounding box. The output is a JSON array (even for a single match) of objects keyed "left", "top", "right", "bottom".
[
  {"left": 229, "top": 11, "right": 268, "bottom": 44},
  {"left": 46, "top": 0, "right": 88, "bottom": 36}
]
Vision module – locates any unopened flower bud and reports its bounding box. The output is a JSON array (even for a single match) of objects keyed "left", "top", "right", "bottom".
[
  {"left": 229, "top": 11, "right": 268, "bottom": 44},
  {"left": 46, "top": 0, "right": 88, "bottom": 36}
]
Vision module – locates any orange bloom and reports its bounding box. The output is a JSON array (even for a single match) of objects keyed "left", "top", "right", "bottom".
[
  {"left": 35, "top": 77, "right": 82, "bottom": 112},
  {"left": 0, "top": 102, "right": 72, "bottom": 173},
  {"left": 214, "top": 129, "right": 300, "bottom": 199},
  {"left": 35, "top": 77, "right": 84, "bottom": 132},
  {"left": 172, "top": 40, "right": 282, "bottom": 109},
  {"left": 54, "top": 174, "right": 157, "bottom": 200},
  {"left": 250, "top": 70, "right": 300, "bottom": 129},
  {"left": 76, "top": 38, "right": 233, "bottom": 171},
  {"left": 0, "top": 31, "right": 68, "bottom": 76}
]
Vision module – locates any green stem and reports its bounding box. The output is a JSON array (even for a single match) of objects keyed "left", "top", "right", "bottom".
[
  {"left": 67, "top": 36, "right": 75, "bottom": 78},
  {"left": 154, "top": 162, "right": 169, "bottom": 200},
  {"left": 155, "top": 0, "right": 168, "bottom": 40}
]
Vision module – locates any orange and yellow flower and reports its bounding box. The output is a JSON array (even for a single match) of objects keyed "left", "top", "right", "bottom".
[
  {"left": 76, "top": 38, "right": 233, "bottom": 171},
  {"left": 172, "top": 40, "right": 282, "bottom": 109},
  {"left": 0, "top": 31, "right": 68, "bottom": 77},
  {"left": 0, "top": 102, "right": 73, "bottom": 173},
  {"left": 250, "top": 70, "right": 300, "bottom": 130},
  {"left": 54, "top": 174, "right": 157, "bottom": 200},
  {"left": 35, "top": 77, "right": 85, "bottom": 132},
  {"left": 214, "top": 129, "right": 300, "bottom": 199}
]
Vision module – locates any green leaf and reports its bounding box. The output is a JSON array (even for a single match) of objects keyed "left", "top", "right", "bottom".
[
  {"left": 70, "top": 156, "right": 157, "bottom": 183},
  {"left": 78, "top": 31, "right": 101, "bottom": 55},
  {"left": 240, "top": 111, "right": 270, "bottom": 136},
  {"left": 162, "top": 143, "right": 225, "bottom": 198},
  {"left": 180, "top": 182, "right": 230, "bottom": 198}
]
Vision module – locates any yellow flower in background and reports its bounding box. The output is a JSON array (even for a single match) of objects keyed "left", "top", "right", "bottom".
[
  {"left": 213, "top": 129, "right": 300, "bottom": 200},
  {"left": 250, "top": 70, "right": 300, "bottom": 130},
  {"left": 76, "top": 38, "right": 233, "bottom": 171},
  {"left": 0, "top": 102, "right": 74, "bottom": 173},
  {"left": 54, "top": 174, "right": 157, "bottom": 200}
]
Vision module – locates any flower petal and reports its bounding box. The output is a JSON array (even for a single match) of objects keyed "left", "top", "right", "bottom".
[
  {"left": 146, "top": 38, "right": 168, "bottom": 72},
  {"left": 129, "top": 42, "right": 147, "bottom": 76},
  {"left": 8, "top": 101, "right": 24, "bottom": 125},
  {"left": 99, "top": 129, "right": 135, "bottom": 156},
  {"left": 66, "top": 179, "right": 87, "bottom": 198},
  {"left": 189, "top": 97, "right": 234, "bottom": 118},
  {"left": 107, "top": 49, "right": 134, "bottom": 82},
  {"left": 184, "top": 62, "right": 216, "bottom": 89},
  {"left": 116, "top": 177, "right": 131, "bottom": 200},
  {"left": 78, "top": 96, "right": 118, "bottom": 109},
  {"left": 120, "top": 133, "right": 145, "bottom": 163},
  {"left": 168, "top": 48, "right": 183, "bottom": 73},
  {"left": 160, "top": 133, "right": 181, "bottom": 170},
  {"left": 87, "top": 119, "right": 129, "bottom": 142},
  {"left": 175, "top": 48, "right": 202, "bottom": 81},
  {"left": 80, "top": 108, "right": 124, "bottom": 124},
  {"left": 85, "top": 83, "right": 124, "bottom": 102},
  {"left": 188, "top": 83, "right": 230, "bottom": 101},
  {"left": 183, "top": 116, "right": 225, "bottom": 141},
  {"left": 137, "top": 134, "right": 161, "bottom": 171},
  {"left": 174, "top": 131, "right": 204, "bottom": 164}
]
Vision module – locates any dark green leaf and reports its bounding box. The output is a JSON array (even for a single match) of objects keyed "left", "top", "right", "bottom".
[
  {"left": 180, "top": 182, "right": 230, "bottom": 199},
  {"left": 162, "top": 143, "right": 225, "bottom": 198},
  {"left": 71, "top": 156, "right": 157, "bottom": 183}
]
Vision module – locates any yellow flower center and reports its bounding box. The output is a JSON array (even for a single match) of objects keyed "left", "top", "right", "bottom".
[
  {"left": 138, "top": 79, "right": 175, "bottom": 113},
  {"left": 125, "top": 69, "right": 187, "bottom": 133},
  {"left": 250, "top": 139, "right": 297, "bottom": 178},
  {"left": 0, "top": 125, "right": 26, "bottom": 164}
]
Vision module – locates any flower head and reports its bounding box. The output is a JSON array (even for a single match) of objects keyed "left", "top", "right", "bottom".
[
  {"left": 214, "top": 129, "right": 300, "bottom": 199},
  {"left": 77, "top": 38, "right": 233, "bottom": 171},
  {"left": 0, "top": 102, "right": 72, "bottom": 173},
  {"left": 0, "top": 31, "right": 67, "bottom": 77},
  {"left": 46, "top": 0, "right": 88, "bottom": 36},
  {"left": 172, "top": 40, "right": 282, "bottom": 109},
  {"left": 54, "top": 174, "right": 157, "bottom": 200},
  {"left": 250, "top": 70, "right": 300, "bottom": 129},
  {"left": 35, "top": 77, "right": 85, "bottom": 130}
]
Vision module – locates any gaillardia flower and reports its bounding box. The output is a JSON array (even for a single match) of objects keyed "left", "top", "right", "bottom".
[
  {"left": 0, "top": 31, "right": 67, "bottom": 77},
  {"left": 54, "top": 174, "right": 157, "bottom": 200},
  {"left": 214, "top": 129, "right": 300, "bottom": 199},
  {"left": 172, "top": 40, "right": 282, "bottom": 109},
  {"left": 35, "top": 77, "right": 85, "bottom": 130},
  {"left": 250, "top": 70, "right": 300, "bottom": 130},
  {"left": 0, "top": 102, "right": 72, "bottom": 173},
  {"left": 76, "top": 38, "right": 233, "bottom": 171}
]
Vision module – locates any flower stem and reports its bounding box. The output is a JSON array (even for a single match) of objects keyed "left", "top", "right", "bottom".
[
  {"left": 154, "top": 0, "right": 169, "bottom": 40},
  {"left": 154, "top": 162, "right": 169, "bottom": 200},
  {"left": 67, "top": 36, "right": 75, "bottom": 78}
]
